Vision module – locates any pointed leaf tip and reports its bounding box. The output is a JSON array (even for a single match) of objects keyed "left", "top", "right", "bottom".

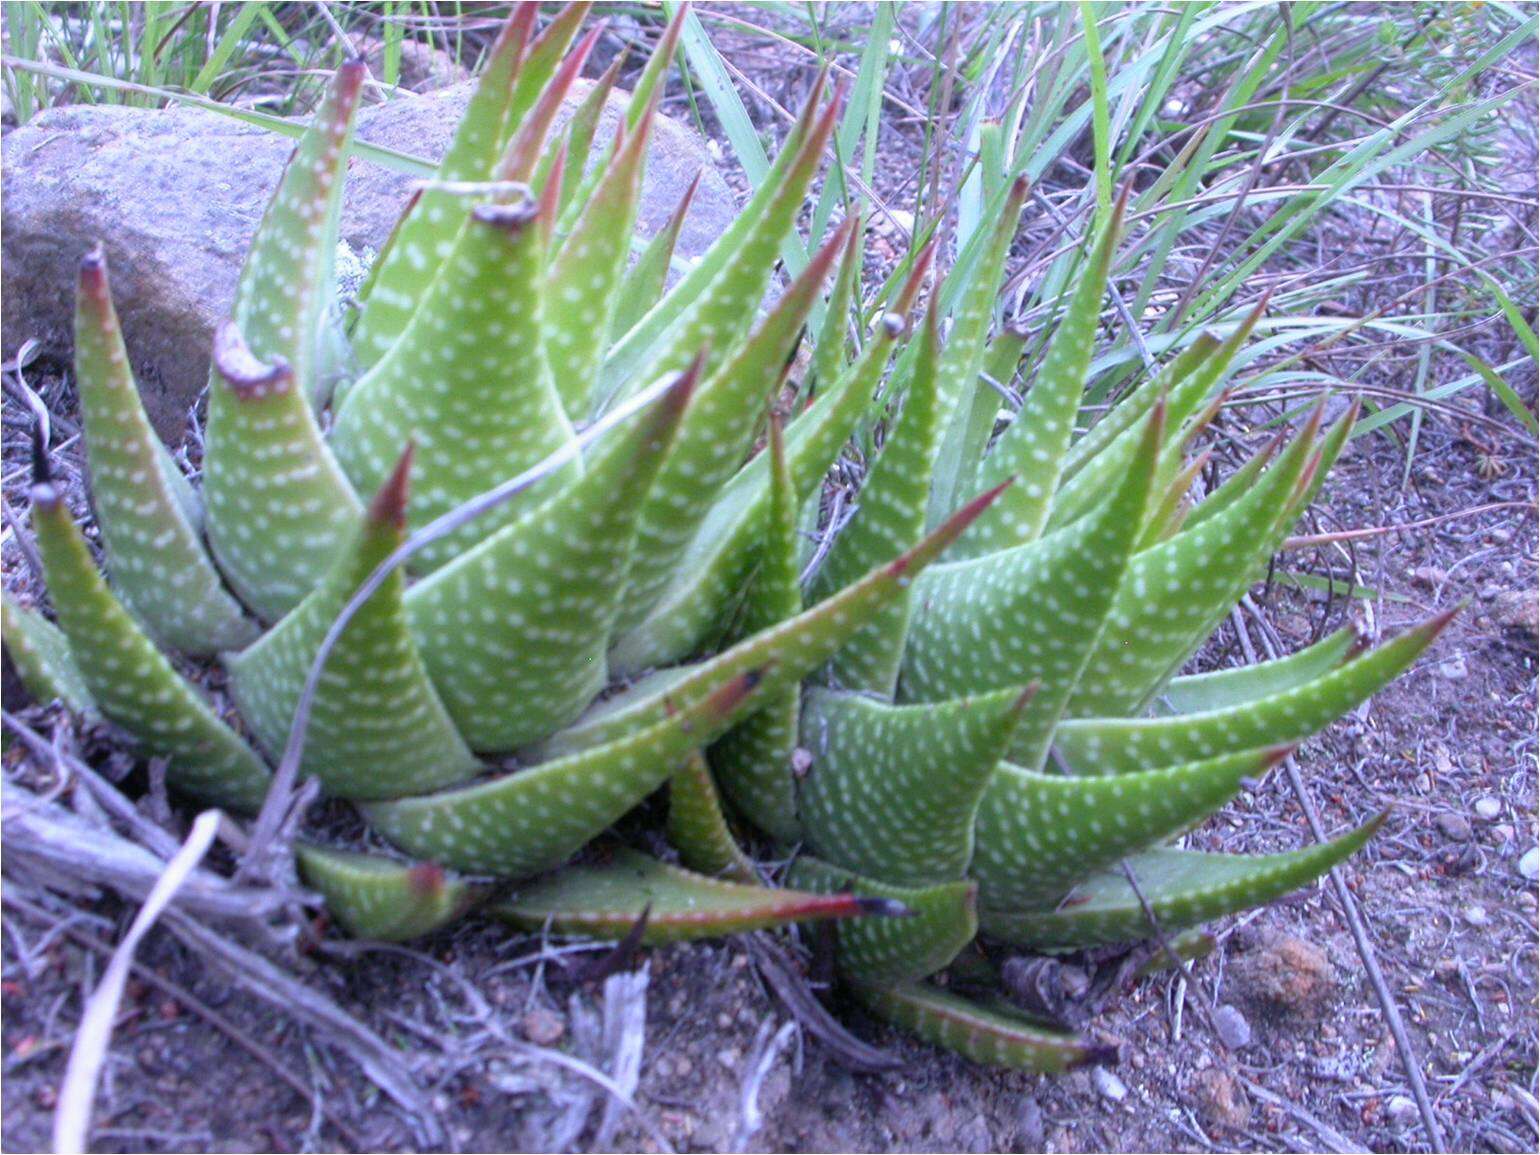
[
  {"left": 212, "top": 320, "right": 293, "bottom": 399},
  {"left": 368, "top": 443, "right": 415, "bottom": 527}
]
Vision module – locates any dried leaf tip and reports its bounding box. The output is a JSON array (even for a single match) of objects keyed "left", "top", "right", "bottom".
[
  {"left": 854, "top": 896, "right": 915, "bottom": 918},
  {"left": 368, "top": 443, "right": 416, "bottom": 528},
  {"left": 406, "top": 862, "right": 446, "bottom": 897},
  {"left": 473, "top": 198, "right": 542, "bottom": 233},
  {"left": 77, "top": 244, "right": 109, "bottom": 295},
  {"left": 212, "top": 320, "right": 294, "bottom": 400}
]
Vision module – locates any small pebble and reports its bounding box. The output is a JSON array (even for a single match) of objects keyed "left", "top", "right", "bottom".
[
  {"left": 1386, "top": 1095, "right": 1418, "bottom": 1129},
  {"left": 1091, "top": 1066, "right": 1127, "bottom": 1103},
  {"left": 1519, "top": 847, "right": 1539, "bottom": 882},
  {"left": 1473, "top": 797, "right": 1502, "bottom": 821},
  {"left": 521, "top": 1008, "right": 565, "bottom": 1046},
  {"left": 1213, "top": 1003, "right": 1252, "bottom": 1050},
  {"left": 1479, "top": 582, "right": 1504, "bottom": 601},
  {"left": 1412, "top": 565, "right": 1447, "bottom": 589},
  {"left": 1436, "top": 812, "right": 1472, "bottom": 842},
  {"left": 1462, "top": 904, "right": 1489, "bottom": 927},
  {"left": 1490, "top": 527, "right": 1513, "bottom": 545},
  {"left": 1438, "top": 657, "right": 1468, "bottom": 680}
]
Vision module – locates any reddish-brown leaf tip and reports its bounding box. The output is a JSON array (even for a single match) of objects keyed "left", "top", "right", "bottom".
[
  {"left": 368, "top": 443, "right": 416, "bottom": 528},
  {"left": 406, "top": 862, "right": 446, "bottom": 898}
]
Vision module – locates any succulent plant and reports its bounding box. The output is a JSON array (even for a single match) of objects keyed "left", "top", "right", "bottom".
[{"left": 7, "top": 4, "right": 1450, "bottom": 1073}]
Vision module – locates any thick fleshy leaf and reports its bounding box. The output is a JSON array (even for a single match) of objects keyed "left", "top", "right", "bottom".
[
  {"left": 296, "top": 845, "right": 478, "bottom": 941},
  {"left": 204, "top": 333, "right": 362, "bottom": 621},
  {"left": 849, "top": 982, "right": 1105, "bottom": 1073},
  {"left": 596, "top": 74, "right": 833, "bottom": 409},
  {"left": 74, "top": 251, "right": 255, "bottom": 653},
  {"left": 221, "top": 58, "right": 364, "bottom": 404},
  {"left": 2, "top": 594, "right": 97, "bottom": 717},
  {"left": 788, "top": 857, "right": 976, "bottom": 985},
  {"left": 1156, "top": 623, "right": 1363, "bottom": 714},
  {"left": 961, "top": 191, "right": 1126, "bottom": 554},
  {"left": 363, "top": 672, "right": 766, "bottom": 877},
  {"left": 903, "top": 404, "right": 1162, "bottom": 769},
  {"left": 1045, "top": 335, "right": 1219, "bottom": 532},
  {"left": 544, "top": 479, "right": 1010, "bottom": 763},
  {"left": 547, "top": 52, "right": 626, "bottom": 224},
  {"left": 615, "top": 219, "right": 857, "bottom": 635},
  {"left": 972, "top": 746, "right": 1290, "bottom": 912},
  {"left": 350, "top": 4, "right": 582, "bottom": 368},
  {"left": 226, "top": 450, "right": 479, "bottom": 801},
  {"left": 405, "top": 366, "right": 695, "bottom": 751},
  {"left": 492, "top": 24, "right": 602, "bottom": 185},
  {"left": 1066, "top": 403, "right": 1325, "bottom": 718},
  {"left": 333, "top": 201, "right": 578, "bottom": 572},
  {"left": 609, "top": 272, "right": 923, "bottom": 675},
  {"left": 708, "top": 418, "right": 806, "bottom": 843},
  {"left": 610, "top": 173, "right": 698, "bottom": 343},
  {"left": 545, "top": 115, "right": 653, "bottom": 418},
  {"left": 668, "top": 750, "right": 759, "bottom": 883},
  {"left": 926, "top": 176, "right": 1031, "bottom": 528},
  {"left": 807, "top": 216, "right": 866, "bottom": 395},
  {"left": 30, "top": 484, "right": 269, "bottom": 812},
  {"left": 809, "top": 295, "right": 940, "bottom": 696},
  {"left": 489, "top": 848, "right": 889, "bottom": 944},
  {"left": 979, "top": 813, "right": 1386, "bottom": 949},
  {"left": 798, "top": 685, "right": 1030, "bottom": 887},
  {"left": 1056, "top": 613, "right": 1450, "bottom": 774}
]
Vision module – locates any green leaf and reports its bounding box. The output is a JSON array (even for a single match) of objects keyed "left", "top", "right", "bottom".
[
  {"left": 333, "top": 201, "right": 578, "bottom": 574},
  {"left": 363, "top": 672, "right": 766, "bottom": 877},
  {"left": 404, "top": 365, "right": 694, "bottom": 751},
  {"left": 30, "top": 483, "right": 269, "bottom": 812},
  {"left": 1066, "top": 402, "right": 1325, "bottom": 717},
  {"left": 973, "top": 746, "right": 1289, "bottom": 912},
  {"left": 1, "top": 593, "right": 97, "bottom": 717},
  {"left": 809, "top": 296, "right": 941, "bottom": 696},
  {"left": 74, "top": 251, "right": 255, "bottom": 654},
  {"left": 203, "top": 188, "right": 364, "bottom": 619},
  {"left": 609, "top": 173, "right": 698, "bottom": 344},
  {"left": 350, "top": 5, "right": 584, "bottom": 368},
  {"left": 903, "top": 403, "right": 1162, "bottom": 770},
  {"left": 610, "top": 89, "right": 841, "bottom": 408},
  {"left": 787, "top": 856, "right": 977, "bottom": 986},
  {"left": 615, "top": 219, "right": 856, "bottom": 636},
  {"left": 222, "top": 58, "right": 364, "bottom": 406},
  {"left": 668, "top": 750, "right": 759, "bottom": 883},
  {"left": 545, "top": 113, "right": 654, "bottom": 420},
  {"left": 296, "top": 844, "right": 478, "bottom": 942},
  {"left": 962, "top": 189, "right": 1126, "bottom": 553},
  {"left": 490, "top": 847, "right": 887, "bottom": 944},
  {"left": 1057, "top": 612, "right": 1451, "bottom": 774},
  {"left": 227, "top": 449, "right": 479, "bottom": 801},
  {"left": 609, "top": 274, "right": 915, "bottom": 674},
  {"left": 1155, "top": 623, "right": 1362, "bottom": 713},
  {"left": 597, "top": 78, "right": 828, "bottom": 410},
  {"left": 798, "top": 686, "right": 1030, "bottom": 887},
  {"left": 927, "top": 178, "right": 1031, "bottom": 528},
  {"left": 849, "top": 982, "right": 1104, "bottom": 1073},
  {"left": 980, "top": 813, "right": 1386, "bottom": 949},
  {"left": 542, "top": 479, "right": 1010, "bottom": 760},
  {"left": 708, "top": 418, "right": 806, "bottom": 843}
]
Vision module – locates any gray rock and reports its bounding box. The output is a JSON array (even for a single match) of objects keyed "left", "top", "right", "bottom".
[
  {"left": 1436, "top": 812, "right": 1472, "bottom": 842},
  {"left": 2, "top": 78, "right": 736, "bottom": 442},
  {"left": 1212, "top": 1003, "right": 1252, "bottom": 1050},
  {"left": 1473, "top": 796, "right": 1502, "bottom": 821}
]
